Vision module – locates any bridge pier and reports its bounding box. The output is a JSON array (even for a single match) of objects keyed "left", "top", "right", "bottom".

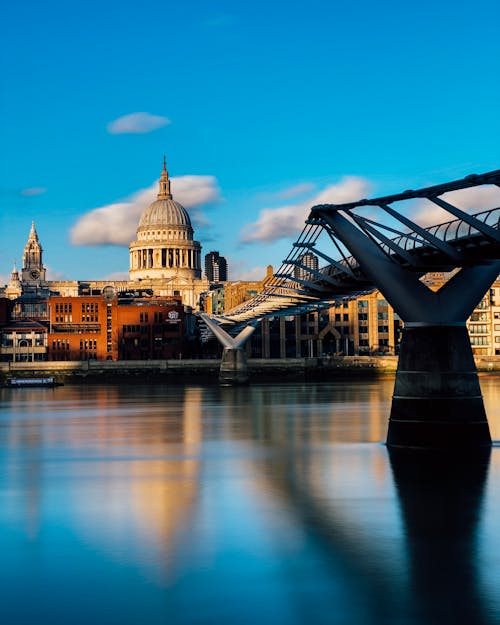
[
  {"left": 219, "top": 347, "right": 251, "bottom": 385},
  {"left": 200, "top": 313, "right": 258, "bottom": 385},
  {"left": 387, "top": 324, "right": 491, "bottom": 449}
]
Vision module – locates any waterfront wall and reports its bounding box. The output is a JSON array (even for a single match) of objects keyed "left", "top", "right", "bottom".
[{"left": 1, "top": 356, "right": 499, "bottom": 383}]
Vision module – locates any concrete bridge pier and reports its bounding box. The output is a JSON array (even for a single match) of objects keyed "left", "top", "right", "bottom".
[
  {"left": 387, "top": 323, "right": 490, "bottom": 449},
  {"left": 219, "top": 346, "right": 251, "bottom": 385},
  {"left": 317, "top": 208, "right": 500, "bottom": 449},
  {"left": 200, "top": 313, "right": 258, "bottom": 385}
]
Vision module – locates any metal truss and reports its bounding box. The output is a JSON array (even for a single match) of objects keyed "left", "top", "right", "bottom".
[{"left": 212, "top": 169, "right": 500, "bottom": 326}]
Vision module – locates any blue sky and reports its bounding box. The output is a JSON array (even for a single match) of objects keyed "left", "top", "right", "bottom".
[{"left": 1, "top": 0, "right": 499, "bottom": 283}]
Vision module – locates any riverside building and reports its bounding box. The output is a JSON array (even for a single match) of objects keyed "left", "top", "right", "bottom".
[
  {"left": 2, "top": 160, "right": 500, "bottom": 361},
  {"left": 1, "top": 159, "right": 209, "bottom": 308},
  {"left": 0, "top": 159, "right": 207, "bottom": 361}
]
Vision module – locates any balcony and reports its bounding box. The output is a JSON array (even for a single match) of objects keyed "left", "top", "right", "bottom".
[{"left": 52, "top": 324, "right": 101, "bottom": 333}]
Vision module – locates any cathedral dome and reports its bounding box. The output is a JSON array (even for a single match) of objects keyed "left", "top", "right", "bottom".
[
  {"left": 137, "top": 157, "right": 192, "bottom": 231},
  {"left": 139, "top": 198, "right": 192, "bottom": 229},
  {"left": 129, "top": 157, "right": 202, "bottom": 284}
]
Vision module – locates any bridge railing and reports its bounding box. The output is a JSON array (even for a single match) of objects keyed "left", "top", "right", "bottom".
[
  {"left": 220, "top": 172, "right": 500, "bottom": 323},
  {"left": 385, "top": 206, "right": 500, "bottom": 253}
]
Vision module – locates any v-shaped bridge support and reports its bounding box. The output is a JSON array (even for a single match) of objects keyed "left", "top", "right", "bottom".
[
  {"left": 318, "top": 209, "right": 500, "bottom": 449},
  {"left": 200, "top": 313, "right": 259, "bottom": 384}
]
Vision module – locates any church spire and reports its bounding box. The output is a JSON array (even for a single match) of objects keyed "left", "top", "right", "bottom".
[
  {"left": 21, "top": 220, "right": 46, "bottom": 283},
  {"left": 157, "top": 155, "right": 172, "bottom": 200},
  {"left": 29, "top": 220, "right": 39, "bottom": 241}
]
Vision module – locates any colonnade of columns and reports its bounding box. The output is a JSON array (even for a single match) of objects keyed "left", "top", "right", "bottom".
[{"left": 130, "top": 247, "right": 201, "bottom": 271}]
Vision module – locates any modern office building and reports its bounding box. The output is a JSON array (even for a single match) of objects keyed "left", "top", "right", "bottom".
[
  {"left": 205, "top": 251, "right": 228, "bottom": 283},
  {"left": 293, "top": 252, "right": 319, "bottom": 281}
]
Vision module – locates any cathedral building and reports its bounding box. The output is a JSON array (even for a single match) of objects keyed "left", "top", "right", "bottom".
[
  {"left": 130, "top": 158, "right": 202, "bottom": 282},
  {"left": 1, "top": 159, "right": 209, "bottom": 308}
]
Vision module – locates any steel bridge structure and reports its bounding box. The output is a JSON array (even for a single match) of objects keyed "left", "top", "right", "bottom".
[{"left": 202, "top": 169, "right": 500, "bottom": 449}]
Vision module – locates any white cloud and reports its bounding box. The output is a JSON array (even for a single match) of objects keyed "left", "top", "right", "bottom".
[
  {"left": 412, "top": 184, "right": 500, "bottom": 227},
  {"left": 229, "top": 261, "right": 271, "bottom": 281},
  {"left": 106, "top": 112, "right": 171, "bottom": 135},
  {"left": 240, "top": 176, "right": 371, "bottom": 244},
  {"left": 45, "top": 266, "right": 67, "bottom": 280},
  {"left": 70, "top": 175, "right": 221, "bottom": 246},
  {"left": 20, "top": 187, "right": 47, "bottom": 197},
  {"left": 0, "top": 272, "right": 9, "bottom": 286},
  {"left": 274, "top": 182, "right": 316, "bottom": 200}
]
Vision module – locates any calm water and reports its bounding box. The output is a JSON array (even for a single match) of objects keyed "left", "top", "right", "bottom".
[{"left": 1, "top": 375, "right": 500, "bottom": 625}]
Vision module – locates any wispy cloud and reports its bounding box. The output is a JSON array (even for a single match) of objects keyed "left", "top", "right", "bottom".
[
  {"left": 45, "top": 266, "right": 67, "bottom": 280},
  {"left": 106, "top": 112, "right": 171, "bottom": 135},
  {"left": 274, "top": 182, "right": 316, "bottom": 200},
  {"left": 240, "top": 176, "right": 371, "bottom": 244},
  {"left": 70, "top": 176, "right": 221, "bottom": 246},
  {"left": 20, "top": 187, "right": 47, "bottom": 197},
  {"left": 102, "top": 271, "right": 130, "bottom": 281},
  {"left": 230, "top": 262, "right": 270, "bottom": 281}
]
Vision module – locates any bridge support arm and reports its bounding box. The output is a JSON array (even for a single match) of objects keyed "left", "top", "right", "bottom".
[
  {"left": 200, "top": 314, "right": 258, "bottom": 384},
  {"left": 317, "top": 209, "right": 500, "bottom": 449}
]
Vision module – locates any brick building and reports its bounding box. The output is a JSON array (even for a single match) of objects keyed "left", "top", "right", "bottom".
[{"left": 48, "top": 294, "right": 188, "bottom": 361}]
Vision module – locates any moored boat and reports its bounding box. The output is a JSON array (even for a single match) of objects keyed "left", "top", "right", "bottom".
[{"left": 4, "top": 377, "right": 63, "bottom": 388}]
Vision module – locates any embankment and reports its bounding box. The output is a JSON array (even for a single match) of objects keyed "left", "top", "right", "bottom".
[{"left": 1, "top": 355, "right": 499, "bottom": 384}]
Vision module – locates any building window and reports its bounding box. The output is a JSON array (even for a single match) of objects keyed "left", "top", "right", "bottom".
[
  {"left": 471, "top": 312, "right": 489, "bottom": 322},
  {"left": 469, "top": 325, "right": 488, "bottom": 334},
  {"left": 470, "top": 336, "right": 488, "bottom": 346}
]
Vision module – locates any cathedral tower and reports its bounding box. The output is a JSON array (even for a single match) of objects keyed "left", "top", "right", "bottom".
[{"left": 21, "top": 221, "right": 46, "bottom": 285}]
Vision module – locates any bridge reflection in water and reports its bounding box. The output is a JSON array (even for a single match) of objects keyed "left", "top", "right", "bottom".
[{"left": 0, "top": 380, "right": 500, "bottom": 624}]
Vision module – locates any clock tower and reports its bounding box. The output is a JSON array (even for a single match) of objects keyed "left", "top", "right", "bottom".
[{"left": 21, "top": 221, "right": 47, "bottom": 285}]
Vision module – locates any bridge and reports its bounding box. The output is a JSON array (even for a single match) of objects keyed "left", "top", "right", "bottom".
[{"left": 201, "top": 169, "right": 500, "bottom": 449}]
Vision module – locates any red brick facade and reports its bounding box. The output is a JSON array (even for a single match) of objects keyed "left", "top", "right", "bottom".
[{"left": 48, "top": 295, "right": 186, "bottom": 361}]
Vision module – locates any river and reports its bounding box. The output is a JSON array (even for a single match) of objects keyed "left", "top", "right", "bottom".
[{"left": 1, "top": 375, "right": 500, "bottom": 625}]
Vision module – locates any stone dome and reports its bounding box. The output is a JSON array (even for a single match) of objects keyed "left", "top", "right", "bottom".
[
  {"left": 129, "top": 157, "right": 202, "bottom": 284},
  {"left": 137, "top": 157, "right": 193, "bottom": 233},
  {"left": 139, "top": 198, "right": 192, "bottom": 229}
]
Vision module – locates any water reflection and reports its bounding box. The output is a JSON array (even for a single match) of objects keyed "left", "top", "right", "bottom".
[
  {"left": 0, "top": 377, "right": 500, "bottom": 624},
  {"left": 0, "top": 384, "right": 203, "bottom": 587},
  {"left": 389, "top": 447, "right": 491, "bottom": 625}
]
